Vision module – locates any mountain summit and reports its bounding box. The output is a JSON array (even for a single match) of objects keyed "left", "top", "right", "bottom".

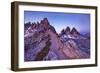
[
  {"left": 70, "top": 27, "right": 80, "bottom": 35},
  {"left": 60, "top": 26, "right": 80, "bottom": 38},
  {"left": 65, "top": 26, "right": 70, "bottom": 34},
  {"left": 40, "top": 18, "right": 50, "bottom": 28}
]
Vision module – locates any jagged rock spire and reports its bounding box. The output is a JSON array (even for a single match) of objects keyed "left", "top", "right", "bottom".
[
  {"left": 65, "top": 26, "right": 70, "bottom": 34},
  {"left": 40, "top": 18, "right": 49, "bottom": 25},
  {"left": 70, "top": 27, "right": 80, "bottom": 35}
]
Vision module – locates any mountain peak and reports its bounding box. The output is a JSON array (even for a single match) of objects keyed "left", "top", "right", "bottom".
[
  {"left": 66, "top": 26, "right": 70, "bottom": 31},
  {"left": 70, "top": 27, "right": 80, "bottom": 35},
  {"left": 40, "top": 18, "right": 49, "bottom": 25},
  {"left": 43, "top": 17, "right": 48, "bottom": 21},
  {"left": 65, "top": 26, "right": 70, "bottom": 34},
  {"left": 61, "top": 29, "right": 65, "bottom": 35},
  {"left": 60, "top": 26, "right": 80, "bottom": 37}
]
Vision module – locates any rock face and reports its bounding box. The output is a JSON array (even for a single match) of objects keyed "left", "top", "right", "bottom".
[{"left": 24, "top": 18, "right": 90, "bottom": 61}]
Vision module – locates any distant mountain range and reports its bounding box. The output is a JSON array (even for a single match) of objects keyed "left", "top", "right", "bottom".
[{"left": 24, "top": 18, "right": 90, "bottom": 61}]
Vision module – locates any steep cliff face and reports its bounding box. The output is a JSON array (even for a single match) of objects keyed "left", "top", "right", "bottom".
[{"left": 24, "top": 18, "right": 90, "bottom": 61}]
